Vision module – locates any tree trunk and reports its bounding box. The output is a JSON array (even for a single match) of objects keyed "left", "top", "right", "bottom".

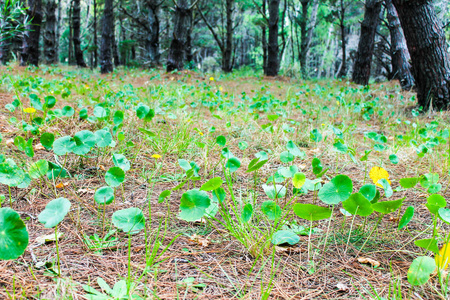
[
  {"left": 100, "top": 0, "right": 114, "bottom": 73},
  {"left": 145, "top": 1, "right": 160, "bottom": 66},
  {"left": 222, "top": 0, "right": 234, "bottom": 72},
  {"left": 262, "top": 0, "right": 268, "bottom": 73},
  {"left": 392, "top": 0, "right": 450, "bottom": 110},
  {"left": 21, "top": 0, "right": 43, "bottom": 66},
  {"left": 43, "top": 0, "right": 58, "bottom": 64},
  {"left": 72, "top": 0, "right": 86, "bottom": 67},
  {"left": 93, "top": 0, "right": 98, "bottom": 67},
  {"left": 385, "top": 0, "right": 414, "bottom": 90},
  {"left": 266, "top": 0, "right": 280, "bottom": 76},
  {"left": 56, "top": 0, "right": 61, "bottom": 61},
  {"left": 166, "top": 0, "right": 192, "bottom": 72},
  {"left": 112, "top": 23, "right": 120, "bottom": 66},
  {"left": 299, "top": 0, "right": 309, "bottom": 77},
  {"left": 352, "top": 0, "right": 382, "bottom": 85},
  {"left": 337, "top": 0, "right": 347, "bottom": 78}
]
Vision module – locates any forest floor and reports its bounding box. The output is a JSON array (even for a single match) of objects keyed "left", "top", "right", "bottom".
[{"left": 0, "top": 65, "right": 449, "bottom": 299}]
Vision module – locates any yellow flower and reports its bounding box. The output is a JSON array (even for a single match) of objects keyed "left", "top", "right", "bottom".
[
  {"left": 436, "top": 242, "right": 450, "bottom": 270},
  {"left": 151, "top": 154, "right": 161, "bottom": 159},
  {"left": 321, "top": 123, "right": 325, "bottom": 127},
  {"left": 198, "top": 131, "right": 204, "bottom": 136},
  {"left": 369, "top": 166, "right": 391, "bottom": 187},
  {"left": 23, "top": 107, "right": 36, "bottom": 114},
  {"left": 209, "top": 77, "right": 214, "bottom": 81},
  {"left": 219, "top": 86, "right": 223, "bottom": 91},
  {"left": 336, "top": 101, "right": 340, "bottom": 106}
]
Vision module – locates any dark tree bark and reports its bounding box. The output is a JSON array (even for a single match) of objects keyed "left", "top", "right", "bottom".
[
  {"left": 100, "top": 0, "right": 114, "bottom": 73},
  {"left": 352, "top": 0, "right": 382, "bottom": 85},
  {"left": 167, "top": 0, "right": 192, "bottom": 72},
  {"left": 0, "top": 41, "right": 11, "bottom": 65},
  {"left": 298, "top": 0, "right": 319, "bottom": 77},
  {"left": 266, "top": 0, "right": 280, "bottom": 76},
  {"left": 93, "top": 0, "right": 98, "bottom": 67},
  {"left": 145, "top": 0, "right": 160, "bottom": 66},
  {"left": 43, "top": 0, "right": 58, "bottom": 64},
  {"left": 392, "top": 0, "right": 450, "bottom": 110},
  {"left": 21, "top": 0, "right": 43, "bottom": 66},
  {"left": 385, "top": 0, "right": 414, "bottom": 90},
  {"left": 72, "top": 0, "right": 86, "bottom": 67},
  {"left": 56, "top": 0, "right": 61, "bottom": 60},
  {"left": 262, "top": 0, "right": 268, "bottom": 73}
]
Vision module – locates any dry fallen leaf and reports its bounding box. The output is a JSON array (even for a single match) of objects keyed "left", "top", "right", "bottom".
[
  {"left": 33, "top": 143, "right": 45, "bottom": 151},
  {"left": 336, "top": 282, "right": 349, "bottom": 291},
  {"left": 35, "top": 232, "right": 64, "bottom": 245},
  {"left": 6, "top": 138, "right": 14, "bottom": 147},
  {"left": 78, "top": 188, "right": 94, "bottom": 194},
  {"left": 275, "top": 246, "right": 303, "bottom": 254},
  {"left": 189, "top": 234, "right": 210, "bottom": 247},
  {"left": 357, "top": 257, "right": 380, "bottom": 268},
  {"left": 56, "top": 182, "right": 69, "bottom": 189},
  {"left": 99, "top": 165, "right": 106, "bottom": 171}
]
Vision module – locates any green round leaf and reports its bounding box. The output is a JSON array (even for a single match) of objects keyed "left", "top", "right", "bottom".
[
  {"left": 293, "top": 203, "right": 332, "bottom": 221},
  {"left": 438, "top": 208, "right": 450, "bottom": 224},
  {"left": 292, "top": 172, "right": 306, "bottom": 189},
  {"left": 414, "top": 238, "right": 439, "bottom": 255},
  {"left": 0, "top": 159, "right": 25, "bottom": 187},
  {"left": 389, "top": 154, "right": 399, "bottom": 164},
  {"left": 112, "top": 208, "right": 145, "bottom": 234},
  {"left": 398, "top": 206, "right": 414, "bottom": 229},
  {"left": 28, "top": 159, "right": 49, "bottom": 179},
  {"left": 200, "top": 177, "right": 223, "bottom": 191},
  {"left": 372, "top": 198, "right": 404, "bottom": 215},
  {"left": 95, "top": 130, "right": 113, "bottom": 148},
  {"left": 158, "top": 190, "right": 171, "bottom": 203},
  {"left": 359, "top": 184, "right": 377, "bottom": 202},
  {"left": 278, "top": 166, "right": 298, "bottom": 178},
  {"left": 262, "top": 184, "right": 286, "bottom": 200},
  {"left": 112, "top": 154, "right": 130, "bottom": 172},
  {"left": 179, "top": 189, "right": 211, "bottom": 222},
  {"left": 73, "top": 130, "right": 96, "bottom": 155},
  {"left": 94, "top": 186, "right": 115, "bottom": 205},
  {"left": 226, "top": 157, "right": 241, "bottom": 173},
  {"left": 44, "top": 95, "right": 56, "bottom": 109},
  {"left": 318, "top": 175, "right": 353, "bottom": 205},
  {"left": 93, "top": 106, "right": 108, "bottom": 119},
  {"left": 261, "top": 201, "right": 281, "bottom": 221},
  {"left": 342, "top": 193, "right": 374, "bottom": 217},
  {"left": 271, "top": 230, "right": 300, "bottom": 246},
  {"left": 399, "top": 177, "right": 419, "bottom": 189},
  {"left": 113, "top": 110, "right": 124, "bottom": 124},
  {"left": 38, "top": 198, "right": 71, "bottom": 228},
  {"left": 280, "top": 151, "right": 294, "bottom": 163},
  {"left": 61, "top": 106, "right": 75, "bottom": 117},
  {"left": 241, "top": 204, "right": 253, "bottom": 222},
  {"left": 40, "top": 132, "right": 55, "bottom": 150},
  {"left": 53, "top": 136, "right": 75, "bottom": 156},
  {"left": 216, "top": 136, "right": 226, "bottom": 147},
  {"left": 426, "top": 194, "right": 446, "bottom": 215},
  {"left": 105, "top": 167, "right": 125, "bottom": 187},
  {"left": 0, "top": 208, "right": 29, "bottom": 260},
  {"left": 407, "top": 256, "right": 436, "bottom": 286}
]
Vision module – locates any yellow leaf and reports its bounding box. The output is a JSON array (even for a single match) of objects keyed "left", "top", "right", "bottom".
[
  {"left": 23, "top": 107, "right": 36, "bottom": 114},
  {"left": 151, "top": 154, "right": 161, "bottom": 159},
  {"left": 56, "top": 182, "right": 68, "bottom": 189},
  {"left": 436, "top": 243, "right": 450, "bottom": 270},
  {"left": 369, "top": 166, "right": 391, "bottom": 188}
]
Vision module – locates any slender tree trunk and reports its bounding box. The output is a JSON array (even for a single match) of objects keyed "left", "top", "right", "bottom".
[
  {"left": 73, "top": 0, "right": 86, "bottom": 67},
  {"left": 93, "top": 0, "right": 98, "bottom": 67},
  {"left": 385, "top": 0, "right": 413, "bottom": 90},
  {"left": 112, "top": 23, "right": 120, "bottom": 66},
  {"left": 352, "top": 0, "right": 382, "bottom": 85},
  {"left": 167, "top": 0, "right": 192, "bottom": 72},
  {"left": 56, "top": 0, "right": 61, "bottom": 61},
  {"left": 68, "top": 1, "right": 74, "bottom": 65},
  {"left": 222, "top": 0, "right": 234, "bottom": 72},
  {"left": 299, "top": 0, "right": 309, "bottom": 77},
  {"left": 337, "top": 0, "right": 347, "bottom": 78},
  {"left": 392, "top": 0, "right": 450, "bottom": 110},
  {"left": 100, "top": 0, "right": 113, "bottom": 73},
  {"left": 145, "top": 1, "right": 160, "bottom": 66},
  {"left": 262, "top": 0, "right": 268, "bottom": 73},
  {"left": 21, "top": 0, "right": 43, "bottom": 66},
  {"left": 266, "top": 0, "right": 280, "bottom": 76},
  {"left": 43, "top": 0, "right": 58, "bottom": 64},
  {"left": 0, "top": 2, "right": 12, "bottom": 64}
]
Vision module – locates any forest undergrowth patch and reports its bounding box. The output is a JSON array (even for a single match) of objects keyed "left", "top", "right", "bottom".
[{"left": 0, "top": 65, "right": 449, "bottom": 299}]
